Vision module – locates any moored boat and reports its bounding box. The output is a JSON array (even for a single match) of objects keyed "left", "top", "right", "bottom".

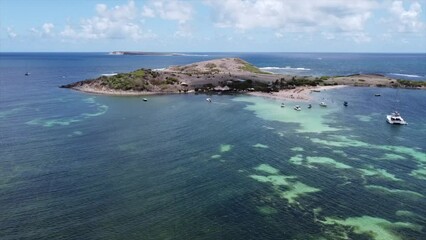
[{"left": 386, "top": 111, "right": 407, "bottom": 125}]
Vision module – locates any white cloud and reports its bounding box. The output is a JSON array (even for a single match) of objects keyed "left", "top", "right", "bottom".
[
  {"left": 275, "top": 32, "right": 284, "bottom": 38},
  {"left": 42, "top": 23, "right": 54, "bottom": 35},
  {"left": 60, "top": 1, "right": 155, "bottom": 40},
  {"left": 6, "top": 27, "right": 17, "bottom": 38},
  {"left": 346, "top": 32, "right": 371, "bottom": 43},
  {"left": 389, "top": 1, "right": 424, "bottom": 32},
  {"left": 174, "top": 23, "right": 193, "bottom": 38},
  {"left": 322, "top": 32, "right": 335, "bottom": 40},
  {"left": 142, "top": 0, "right": 194, "bottom": 38},
  {"left": 207, "top": 0, "right": 376, "bottom": 31},
  {"left": 144, "top": 0, "right": 193, "bottom": 23},
  {"left": 31, "top": 23, "right": 55, "bottom": 37},
  {"left": 142, "top": 6, "right": 155, "bottom": 18}
]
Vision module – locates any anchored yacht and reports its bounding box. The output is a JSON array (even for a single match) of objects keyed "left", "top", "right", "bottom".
[{"left": 386, "top": 111, "right": 407, "bottom": 125}]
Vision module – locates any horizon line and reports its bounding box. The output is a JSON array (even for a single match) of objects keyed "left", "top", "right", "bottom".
[{"left": 1, "top": 51, "right": 426, "bottom": 54}]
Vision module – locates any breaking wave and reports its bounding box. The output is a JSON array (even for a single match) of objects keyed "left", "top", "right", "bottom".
[
  {"left": 389, "top": 73, "right": 422, "bottom": 78},
  {"left": 260, "top": 66, "right": 311, "bottom": 71}
]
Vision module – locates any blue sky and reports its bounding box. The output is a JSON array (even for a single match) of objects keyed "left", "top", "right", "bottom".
[{"left": 1, "top": 0, "right": 425, "bottom": 52}]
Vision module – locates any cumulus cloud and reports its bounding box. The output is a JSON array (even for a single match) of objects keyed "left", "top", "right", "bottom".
[
  {"left": 206, "top": 0, "right": 376, "bottom": 42},
  {"left": 142, "top": 0, "right": 193, "bottom": 23},
  {"left": 31, "top": 23, "right": 55, "bottom": 37},
  {"left": 6, "top": 27, "right": 17, "bottom": 38},
  {"left": 60, "top": 1, "right": 155, "bottom": 40},
  {"left": 42, "top": 23, "right": 54, "bottom": 34},
  {"left": 142, "top": 0, "right": 194, "bottom": 37},
  {"left": 389, "top": 1, "right": 424, "bottom": 32},
  {"left": 142, "top": 6, "right": 155, "bottom": 18}
]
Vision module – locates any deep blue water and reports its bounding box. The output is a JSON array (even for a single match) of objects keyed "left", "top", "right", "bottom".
[{"left": 0, "top": 53, "right": 425, "bottom": 239}]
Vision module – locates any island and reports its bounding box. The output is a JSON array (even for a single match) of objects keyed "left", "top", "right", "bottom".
[{"left": 60, "top": 58, "right": 426, "bottom": 100}]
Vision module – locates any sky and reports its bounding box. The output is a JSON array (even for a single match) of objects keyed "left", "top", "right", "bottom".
[{"left": 0, "top": 0, "right": 425, "bottom": 52}]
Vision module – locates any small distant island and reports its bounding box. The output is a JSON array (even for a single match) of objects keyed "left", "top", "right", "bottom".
[
  {"left": 61, "top": 58, "right": 426, "bottom": 100},
  {"left": 109, "top": 51, "right": 183, "bottom": 56}
]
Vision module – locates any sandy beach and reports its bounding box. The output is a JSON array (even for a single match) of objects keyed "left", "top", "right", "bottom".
[
  {"left": 246, "top": 85, "right": 347, "bottom": 101},
  {"left": 72, "top": 85, "right": 165, "bottom": 96}
]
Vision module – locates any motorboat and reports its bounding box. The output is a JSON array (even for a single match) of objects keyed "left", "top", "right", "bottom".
[
  {"left": 206, "top": 98, "right": 212, "bottom": 103},
  {"left": 386, "top": 111, "right": 407, "bottom": 125},
  {"left": 143, "top": 98, "right": 148, "bottom": 102},
  {"left": 375, "top": 94, "right": 381, "bottom": 97},
  {"left": 281, "top": 103, "right": 285, "bottom": 108},
  {"left": 25, "top": 72, "right": 30, "bottom": 76},
  {"left": 294, "top": 105, "right": 301, "bottom": 111},
  {"left": 343, "top": 101, "right": 348, "bottom": 107},
  {"left": 308, "top": 104, "right": 312, "bottom": 109},
  {"left": 319, "top": 102, "right": 327, "bottom": 107}
]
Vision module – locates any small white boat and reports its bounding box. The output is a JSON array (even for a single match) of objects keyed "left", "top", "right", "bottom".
[
  {"left": 319, "top": 102, "right": 327, "bottom": 107},
  {"left": 294, "top": 105, "right": 301, "bottom": 111},
  {"left": 206, "top": 98, "right": 212, "bottom": 103},
  {"left": 143, "top": 98, "right": 148, "bottom": 102},
  {"left": 386, "top": 111, "right": 407, "bottom": 125},
  {"left": 25, "top": 72, "right": 30, "bottom": 76}
]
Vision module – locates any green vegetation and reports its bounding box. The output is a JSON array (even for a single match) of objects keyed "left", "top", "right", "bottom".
[
  {"left": 278, "top": 77, "right": 323, "bottom": 88},
  {"left": 98, "top": 68, "right": 162, "bottom": 91},
  {"left": 228, "top": 80, "right": 270, "bottom": 92},
  {"left": 130, "top": 69, "right": 145, "bottom": 77},
  {"left": 239, "top": 63, "right": 271, "bottom": 74},
  {"left": 234, "top": 58, "right": 270, "bottom": 74},
  {"left": 397, "top": 79, "right": 426, "bottom": 88},
  {"left": 102, "top": 74, "right": 145, "bottom": 90},
  {"left": 165, "top": 77, "right": 179, "bottom": 85},
  {"left": 205, "top": 63, "right": 217, "bottom": 69}
]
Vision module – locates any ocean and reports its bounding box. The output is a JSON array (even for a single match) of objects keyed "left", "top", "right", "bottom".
[{"left": 0, "top": 52, "right": 425, "bottom": 239}]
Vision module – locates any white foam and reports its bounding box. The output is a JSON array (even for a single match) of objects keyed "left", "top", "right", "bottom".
[
  {"left": 101, "top": 73, "right": 118, "bottom": 77},
  {"left": 172, "top": 53, "right": 209, "bottom": 57},
  {"left": 260, "top": 66, "right": 311, "bottom": 71},
  {"left": 389, "top": 73, "right": 422, "bottom": 78}
]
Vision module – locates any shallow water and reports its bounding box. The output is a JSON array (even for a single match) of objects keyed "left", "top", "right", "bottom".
[{"left": 1, "top": 53, "right": 425, "bottom": 239}]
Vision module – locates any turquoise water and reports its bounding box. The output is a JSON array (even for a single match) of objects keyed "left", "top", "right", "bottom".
[{"left": 0, "top": 53, "right": 425, "bottom": 239}]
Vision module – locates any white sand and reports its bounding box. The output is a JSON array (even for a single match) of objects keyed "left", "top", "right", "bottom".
[
  {"left": 247, "top": 85, "right": 347, "bottom": 101},
  {"left": 72, "top": 85, "right": 166, "bottom": 96}
]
